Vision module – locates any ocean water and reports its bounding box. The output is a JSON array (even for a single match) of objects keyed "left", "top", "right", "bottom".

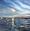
[
  {"left": 14, "top": 18, "right": 30, "bottom": 31},
  {"left": 0, "top": 18, "right": 12, "bottom": 31},
  {"left": 0, "top": 18, "right": 30, "bottom": 31}
]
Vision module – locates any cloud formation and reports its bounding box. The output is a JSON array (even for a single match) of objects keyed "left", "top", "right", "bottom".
[{"left": 0, "top": 0, "right": 30, "bottom": 16}]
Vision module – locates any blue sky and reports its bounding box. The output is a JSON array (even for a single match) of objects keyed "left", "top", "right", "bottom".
[{"left": 0, "top": 0, "right": 30, "bottom": 16}]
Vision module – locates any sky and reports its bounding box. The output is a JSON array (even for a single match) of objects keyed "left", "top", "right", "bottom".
[{"left": 0, "top": 0, "right": 30, "bottom": 16}]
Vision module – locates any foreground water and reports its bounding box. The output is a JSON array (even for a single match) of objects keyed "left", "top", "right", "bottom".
[{"left": 0, "top": 18, "right": 30, "bottom": 31}]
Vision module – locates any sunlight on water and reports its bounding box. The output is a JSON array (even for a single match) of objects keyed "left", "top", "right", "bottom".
[{"left": 0, "top": 17, "right": 30, "bottom": 31}]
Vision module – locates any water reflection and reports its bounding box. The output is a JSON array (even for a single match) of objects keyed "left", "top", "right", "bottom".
[
  {"left": 14, "top": 18, "right": 30, "bottom": 31},
  {"left": 0, "top": 17, "right": 30, "bottom": 31},
  {"left": 0, "top": 17, "right": 12, "bottom": 31}
]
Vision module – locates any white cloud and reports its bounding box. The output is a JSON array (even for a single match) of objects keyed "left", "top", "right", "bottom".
[{"left": 19, "top": 2, "right": 30, "bottom": 9}]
